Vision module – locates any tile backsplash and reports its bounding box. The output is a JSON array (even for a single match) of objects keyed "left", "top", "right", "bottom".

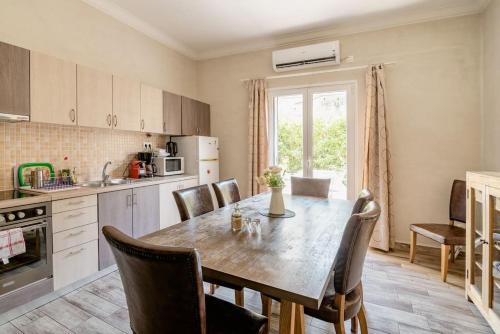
[{"left": 0, "top": 122, "right": 166, "bottom": 190}]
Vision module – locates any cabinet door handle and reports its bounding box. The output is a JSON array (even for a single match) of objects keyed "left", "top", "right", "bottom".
[
  {"left": 107, "top": 114, "right": 112, "bottom": 127},
  {"left": 113, "top": 115, "right": 118, "bottom": 127},
  {"left": 126, "top": 194, "right": 132, "bottom": 207},
  {"left": 68, "top": 200, "right": 85, "bottom": 206},
  {"left": 70, "top": 109, "right": 76, "bottom": 123},
  {"left": 132, "top": 194, "right": 138, "bottom": 206},
  {"left": 66, "top": 248, "right": 85, "bottom": 257},
  {"left": 67, "top": 230, "right": 85, "bottom": 237},
  {"left": 141, "top": 119, "right": 145, "bottom": 130},
  {"left": 66, "top": 212, "right": 84, "bottom": 219}
]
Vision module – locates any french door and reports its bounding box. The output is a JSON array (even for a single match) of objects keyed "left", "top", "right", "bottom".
[{"left": 268, "top": 83, "right": 356, "bottom": 199}]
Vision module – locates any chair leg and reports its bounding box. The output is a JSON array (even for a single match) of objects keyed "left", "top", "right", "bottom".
[
  {"left": 357, "top": 304, "right": 368, "bottom": 334},
  {"left": 260, "top": 294, "right": 272, "bottom": 333},
  {"left": 409, "top": 231, "right": 417, "bottom": 263},
  {"left": 334, "top": 294, "right": 346, "bottom": 334},
  {"left": 235, "top": 289, "right": 244, "bottom": 306},
  {"left": 351, "top": 316, "right": 358, "bottom": 333},
  {"left": 209, "top": 284, "right": 216, "bottom": 295},
  {"left": 441, "top": 244, "right": 450, "bottom": 282}
]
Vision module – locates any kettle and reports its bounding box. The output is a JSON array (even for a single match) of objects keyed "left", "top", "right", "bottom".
[{"left": 166, "top": 141, "right": 178, "bottom": 157}]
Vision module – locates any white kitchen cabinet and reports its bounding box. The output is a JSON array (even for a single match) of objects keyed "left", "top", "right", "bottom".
[
  {"left": 30, "top": 51, "right": 77, "bottom": 125},
  {"left": 77, "top": 65, "right": 113, "bottom": 129},
  {"left": 159, "top": 178, "right": 198, "bottom": 229},
  {"left": 140, "top": 83, "right": 163, "bottom": 134},
  {"left": 113, "top": 76, "right": 141, "bottom": 131},
  {"left": 53, "top": 240, "right": 98, "bottom": 290}
]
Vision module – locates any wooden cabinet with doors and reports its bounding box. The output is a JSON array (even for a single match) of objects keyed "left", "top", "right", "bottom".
[
  {"left": 98, "top": 185, "right": 160, "bottom": 269},
  {"left": 140, "top": 83, "right": 163, "bottom": 134},
  {"left": 113, "top": 76, "right": 141, "bottom": 131},
  {"left": 77, "top": 65, "right": 113, "bottom": 129},
  {"left": 30, "top": 51, "right": 77, "bottom": 125},
  {"left": 466, "top": 171, "right": 500, "bottom": 333},
  {"left": 0, "top": 41, "right": 30, "bottom": 120},
  {"left": 163, "top": 91, "right": 182, "bottom": 135},
  {"left": 181, "top": 96, "right": 211, "bottom": 136}
]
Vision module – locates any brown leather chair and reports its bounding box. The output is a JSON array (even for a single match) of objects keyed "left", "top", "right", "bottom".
[
  {"left": 304, "top": 201, "right": 381, "bottom": 334},
  {"left": 351, "top": 189, "right": 373, "bottom": 215},
  {"left": 173, "top": 184, "right": 246, "bottom": 306},
  {"left": 291, "top": 176, "right": 331, "bottom": 198},
  {"left": 409, "top": 179, "right": 466, "bottom": 282},
  {"left": 102, "top": 226, "right": 267, "bottom": 334},
  {"left": 212, "top": 178, "right": 241, "bottom": 208}
]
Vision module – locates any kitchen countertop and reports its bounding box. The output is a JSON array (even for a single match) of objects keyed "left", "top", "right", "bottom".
[{"left": 0, "top": 174, "right": 198, "bottom": 208}]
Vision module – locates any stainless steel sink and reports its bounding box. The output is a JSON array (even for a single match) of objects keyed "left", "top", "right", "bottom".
[{"left": 79, "top": 178, "right": 133, "bottom": 188}]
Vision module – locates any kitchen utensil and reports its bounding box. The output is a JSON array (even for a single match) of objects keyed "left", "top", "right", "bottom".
[
  {"left": 129, "top": 160, "right": 146, "bottom": 179},
  {"left": 30, "top": 169, "right": 44, "bottom": 189}
]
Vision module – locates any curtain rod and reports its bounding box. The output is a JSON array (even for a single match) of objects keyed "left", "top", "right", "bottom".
[{"left": 240, "top": 61, "right": 397, "bottom": 82}]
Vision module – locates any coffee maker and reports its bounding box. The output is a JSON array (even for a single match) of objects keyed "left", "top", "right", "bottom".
[{"left": 138, "top": 151, "right": 157, "bottom": 177}]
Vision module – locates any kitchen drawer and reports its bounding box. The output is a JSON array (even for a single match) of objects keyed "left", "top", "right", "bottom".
[
  {"left": 175, "top": 178, "right": 199, "bottom": 190},
  {"left": 52, "top": 195, "right": 97, "bottom": 214},
  {"left": 53, "top": 240, "right": 98, "bottom": 290},
  {"left": 53, "top": 206, "right": 97, "bottom": 233},
  {"left": 53, "top": 222, "right": 98, "bottom": 253}
]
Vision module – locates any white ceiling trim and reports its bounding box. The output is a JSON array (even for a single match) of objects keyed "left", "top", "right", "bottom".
[
  {"left": 81, "top": 0, "right": 198, "bottom": 58},
  {"left": 81, "top": 0, "right": 489, "bottom": 61}
]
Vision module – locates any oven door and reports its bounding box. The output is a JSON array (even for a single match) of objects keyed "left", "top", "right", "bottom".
[
  {"left": 0, "top": 219, "right": 52, "bottom": 296},
  {"left": 165, "top": 158, "right": 184, "bottom": 174}
]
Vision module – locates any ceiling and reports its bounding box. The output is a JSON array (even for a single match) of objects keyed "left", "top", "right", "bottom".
[{"left": 82, "top": 0, "right": 489, "bottom": 60}]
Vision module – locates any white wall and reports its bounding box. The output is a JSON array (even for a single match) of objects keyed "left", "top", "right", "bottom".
[
  {"left": 0, "top": 0, "right": 197, "bottom": 98},
  {"left": 482, "top": 0, "right": 500, "bottom": 169},
  {"left": 198, "top": 15, "right": 482, "bottom": 246}
]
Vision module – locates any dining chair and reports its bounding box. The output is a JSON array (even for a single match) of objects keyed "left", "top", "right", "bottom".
[
  {"left": 173, "top": 184, "right": 246, "bottom": 306},
  {"left": 212, "top": 178, "right": 241, "bottom": 208},
  {"left": 102, "top": 226, "right": 267, "bottom": 334},
  {"left": 409, "top": 179, "right": 466, "bottom": 282},
  {"left": 304, "top": 200, "right": 381, "bottom": 334},
  {"left": 291, "top": 176, "right": 331, "bottom": 198},
  {"left": 351, "top": 189, "right": 373, "bottom": 215}
]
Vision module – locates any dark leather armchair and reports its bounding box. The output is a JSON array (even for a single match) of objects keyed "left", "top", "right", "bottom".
[
  {"left": 212, "top": 178, "right": 241, "bottom": 208},
  {"left": 304, "top": 201, "right": 381, "bottom": 334},
  {"left": 351, "top": 189, "right": 373, "bottom": 215},
  {"left": 103, "top": 226, "right": 267, "bottom": 334},
  {"left": 173, "top": 184, "right": 246, "bottom": 306},
  {"left": 291, "top": 176, "right": 331, "bottom": 198}
]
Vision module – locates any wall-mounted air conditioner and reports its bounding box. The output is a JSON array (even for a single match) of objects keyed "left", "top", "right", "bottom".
[{"left": 272, "top": 41, "right": 340, "bottom": 72}]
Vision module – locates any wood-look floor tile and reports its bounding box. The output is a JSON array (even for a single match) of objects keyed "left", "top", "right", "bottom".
[
  {"left": 38, "top": 298, "right": 92, "bottom": 330},
  {"left": 0, "top": 322, "right": 22, "bottom": 334},
  {"left": 99, "top": 308, "right": 132, "bottom": 334},
  {"left": 10, "top": 314, "right": 72, "bottom": 334},
  {"left": 63, "top": 290, "right": 120, "bottom": 319},
  {"left": 71, "top": 316, "right": 125, "bottom": 334}
]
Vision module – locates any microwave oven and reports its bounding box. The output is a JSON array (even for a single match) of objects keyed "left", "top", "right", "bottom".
[{"left": 153, "top": 157, "right": 184, "bottom": 176}]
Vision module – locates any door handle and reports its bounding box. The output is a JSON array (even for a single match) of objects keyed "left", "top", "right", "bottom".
[
  {"left": 113, "top": 115, "right": 118, "bottom": 127},
  {"left": 70, "top": 109, "right": 76, "bottom": 123},
  {"left": 132, "top": 194, "right": 138, "bottom": 206},
  {"left": 126, "top": 194, "right": 132, "bottom": 207},
  {"left": 107, "top": 114, "right": 112, "bottom": 127}
]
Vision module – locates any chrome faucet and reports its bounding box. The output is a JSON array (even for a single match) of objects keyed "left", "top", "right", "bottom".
[{"left": 102, "top": 161, "right": 112, "bottom": 183}]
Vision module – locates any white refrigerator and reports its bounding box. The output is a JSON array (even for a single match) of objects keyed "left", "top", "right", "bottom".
[{"left": 175, "top": 136, "right": 220, "bottom": 205}]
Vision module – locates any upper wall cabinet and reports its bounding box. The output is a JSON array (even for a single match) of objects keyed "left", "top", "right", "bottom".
[
  {"left": 30, "top": 51, "right": 77, "bottom": 125},
  {"left": 77, "top": 65, "right": 112, "bottom": 129},
  {"left": 113, "top": 76, "right": 141, "bottom": 132},
  {"left": 0, "top": 42, "right": 29, "bottom": 121},
  {"left": 163, "top": 91, "right": 182, "bottom": 135},
  {"left": 140, "top": 83, "right": 163, "bottom": 134},
  {"left": 181, "top": 97, "right": 210, "bottom": 136}
]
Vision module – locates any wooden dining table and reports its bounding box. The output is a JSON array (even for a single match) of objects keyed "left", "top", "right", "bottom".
[{"left": 141, "top": 192, "right": 353, "bottom": 334}]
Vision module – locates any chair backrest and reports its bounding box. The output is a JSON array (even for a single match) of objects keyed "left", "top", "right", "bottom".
[
  {"left": 173, "top": 184, "right": 214, "bottom": 222},
  {"left": 102, "top": 226, "right": 206, "bottom": 334},
  {"left": 291, "top": 176, "right": 331, "bottom": 198},
  {"left": 351, "top": 189, "right": 374, "bottom": 215},
  {"left": 449, "top": 179, "right": 466, "bottom": 223},
  {"left": 333, "top": 201, "right": 381, "bottom": 295},
  {"left": 212, "top": 178, "right": 241, "bottom": 208}
]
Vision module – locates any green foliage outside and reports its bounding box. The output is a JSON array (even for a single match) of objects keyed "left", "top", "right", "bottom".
[{"left": 277, "top": 119, "right": 347, "bottom": 174}]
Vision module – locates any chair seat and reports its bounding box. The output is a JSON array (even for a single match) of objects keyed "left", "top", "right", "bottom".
[
  {"left": 206, "top": 294, "right": 267, "bottom": 334},
  {"left": 410, "top": 224, "right": 465, "bottom": 245},
  {"left": 304, "top": 281, "right": 362, "bottom": 323}
]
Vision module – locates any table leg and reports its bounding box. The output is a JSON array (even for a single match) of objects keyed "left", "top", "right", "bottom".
[
  {"left": 279, "top": 300, "right": 296, "bottom": 334},
  {"left": 294, "top": 304, "right": 305, "bottom": 334}
]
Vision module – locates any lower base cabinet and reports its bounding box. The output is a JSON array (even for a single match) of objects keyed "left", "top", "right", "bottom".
[
  {"left": 53, "top": 240, "right": 98, "bottom": 290},
  {"left": 98, "top": 185, "right": 159, "bottom": 270},
  {"left": 159, "top": 178, "right": 198, "bottom": 228}
]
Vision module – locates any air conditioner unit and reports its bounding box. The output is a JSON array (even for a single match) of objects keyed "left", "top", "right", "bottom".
[{"left": 272, "top": 41, "right": 340, "bottom": 72}]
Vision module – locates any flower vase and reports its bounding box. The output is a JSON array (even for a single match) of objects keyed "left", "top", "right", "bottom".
[{"left": 269, "top": 187, "right": 285, "bottom": 215}]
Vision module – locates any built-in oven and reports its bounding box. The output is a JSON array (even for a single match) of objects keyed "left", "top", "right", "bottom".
[
  {"left": 153, "top": 156, "right": 184, "bottom": 176},
  {"left": 0, "top": 201, "right": 52, "bottom": 297}
]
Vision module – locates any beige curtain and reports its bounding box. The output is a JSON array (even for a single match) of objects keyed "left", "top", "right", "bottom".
[
  {"left": 247, "top": 79, "right": 269, "bottom": 196},
  {"left": 363, "top": 65, "right": 393, "bottom": 251}
]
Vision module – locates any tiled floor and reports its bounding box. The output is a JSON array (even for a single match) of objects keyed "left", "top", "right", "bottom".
[{"left": 0, "top": 245, "right": 492, "bottom": 334}]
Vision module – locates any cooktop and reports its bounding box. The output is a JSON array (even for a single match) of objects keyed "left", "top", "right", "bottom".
[{"left": 0, "top": 190, "right": 38, "bottom": 202}]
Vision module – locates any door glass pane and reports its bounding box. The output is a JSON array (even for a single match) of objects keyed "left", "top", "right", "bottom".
[
  {"left": 312, "top": 91, "right": 347, "bottom": 199},
  {"left": 492, "top": 196, "right": 500, "bottom": 312},
  {"left": 275, "top": 94, "right": 304, "bottom": 193},
  {"left": 472, "top": 190, "right": 483, "bottom": 295}
]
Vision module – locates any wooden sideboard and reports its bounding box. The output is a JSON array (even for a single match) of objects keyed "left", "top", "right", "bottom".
[{"left": 466, "top": 171, "right": 500, "bottom": 333}]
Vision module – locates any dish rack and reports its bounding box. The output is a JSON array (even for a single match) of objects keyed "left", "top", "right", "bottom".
[{"left": 36, "top": 175, "right": 78, "bottom": 191}]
